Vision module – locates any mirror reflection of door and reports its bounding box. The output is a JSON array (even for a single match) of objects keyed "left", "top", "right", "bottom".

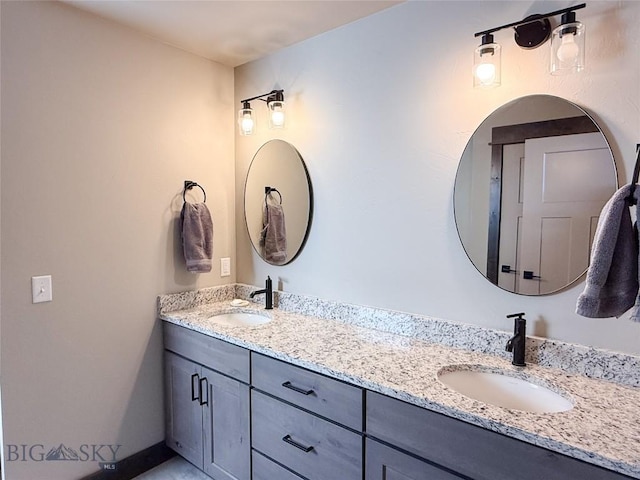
[
  {"left": 499, "top": 132, "right": 616, "bottom": 294},
  {"left": 454, "top": 95, "right": 618, "bottom": 296},
  {"left": 497, "top": 143, "right": 525, "bottom": 292}
]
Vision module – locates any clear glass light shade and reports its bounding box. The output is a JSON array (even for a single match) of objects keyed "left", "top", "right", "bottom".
[
  {"left": 550, "top": 22, "right": 585, "bottom": 75},
  {"left": 268, "top": 100, "right": 286, "bottom": 129},
  {"left": 238, "top": 107, "right": 255, "bottom": 136},
  {"left": 473, "top": 42, "right": 501, "bottom": 88}
]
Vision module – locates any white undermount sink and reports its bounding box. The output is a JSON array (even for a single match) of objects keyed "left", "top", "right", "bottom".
[
  {"left": 208, "top": 312, "right": 271, "bottom": 327},
  {"left": 437, "top": 365, "right": 573, "bottom": 413}
]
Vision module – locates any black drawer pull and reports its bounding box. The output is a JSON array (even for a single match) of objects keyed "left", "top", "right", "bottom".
[
  {"left": 282, "top": 381, "right": 314, "bottom": 395},
  {"left": 282, "top": 435, "right": 314, "bottom": 453}
]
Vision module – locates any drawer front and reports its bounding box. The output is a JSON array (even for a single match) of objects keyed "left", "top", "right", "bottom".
[
  {"left": 365, "top": 439, "right": 463, "bottom": 480},
  {"left": 251, "top": 353, "right": 362, "bottom": 430},
  {"left": 252, "top": 451, "right": 303, "bottom": 480},
  {"left": 366, "top": 391, "right": 633, "bottom": 480},
  {"left": 163, "top": 322, "right": 249, "bottom": 383},
  {"left": 252, "top": 390, "right": 362, "bottom": 480}
]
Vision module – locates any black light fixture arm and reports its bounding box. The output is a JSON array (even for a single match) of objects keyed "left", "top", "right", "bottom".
[
  {"left": 240, "top": 89, "right": 284, "bottom": 106},
  {"left": 474, "top": 3, "right": 586, "bottom": 38}
]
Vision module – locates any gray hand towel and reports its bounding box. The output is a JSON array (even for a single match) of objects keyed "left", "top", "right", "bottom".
[
  {"left": 629, "top": 187, "right": 640, "bottom": 322},
  {"left": 576, "top": 184, "right": 638, "bottom": 318},
  {"left": 260, "top": 203, "right": 287, "bottom": 264},
  {"left": 181, "top": 202, "right": 213, "bottom": 273}
]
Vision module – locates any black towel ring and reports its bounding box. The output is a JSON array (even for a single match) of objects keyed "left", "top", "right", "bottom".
[
  {"left": 628, "top": 144, "right": 640, "bottom": 206},
  {"left": 183, "top": 180, "right": 207, "bottom": 203},
  {"left": 264, "top": 186, "right": 282, "bottom": 206}
]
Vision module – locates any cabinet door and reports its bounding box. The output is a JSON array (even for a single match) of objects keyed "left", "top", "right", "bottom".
[
  {"left": 202, "top": 366, "right": 250, "bottom": 480},
  {"left": 164, "top": 352, "right": 203, "bottom": 468},
  {"left": 366, "top": 439, "right": 462, "bottom": 480}
]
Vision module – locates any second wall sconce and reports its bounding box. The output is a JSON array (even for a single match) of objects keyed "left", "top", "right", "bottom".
[
  {"left": 474, "top": 3, "right": 586, "bottom": 88},
  {"left": 238, "top": 89, "right": 285, "bottom": 136}
]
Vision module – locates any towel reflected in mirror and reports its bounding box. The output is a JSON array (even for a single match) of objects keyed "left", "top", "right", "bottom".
[{"left": 260, "top": 196, "right": 287, "bottom": 265}]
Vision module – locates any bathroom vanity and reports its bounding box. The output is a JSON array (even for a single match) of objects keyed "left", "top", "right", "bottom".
[{"left": 159, "top": 286, "right": 640, "bottom": 480}]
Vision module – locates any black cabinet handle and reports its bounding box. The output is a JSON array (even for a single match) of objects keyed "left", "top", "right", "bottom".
[
  {"left": 282, "top": 381, "right": 314, "bottom": 396},
  {"left": 282, "top": 435, "right": 314, "bottom": 453},
  {"left": 501, "top": 265, "right": 518, "bottom": 274},
  {"left": 191, "top": 373, "right": 200, "bottom": 402},
  {"left": 199, "top": 377, "right": 209, "bottom": 406}
]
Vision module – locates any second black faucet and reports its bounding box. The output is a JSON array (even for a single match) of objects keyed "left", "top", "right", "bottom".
[
  {"left": 250, "top": 276, "right": 273, "bottom": 310},
  {"left": 505, "top": 312, "right": 526, "bottom": 367}
]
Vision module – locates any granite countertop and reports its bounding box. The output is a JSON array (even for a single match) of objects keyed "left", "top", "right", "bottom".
[{"left": 160, "top": 300, "right": 640, "bottom": 479}]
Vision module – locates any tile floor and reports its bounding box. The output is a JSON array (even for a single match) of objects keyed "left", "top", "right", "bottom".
[{"left": 132, "top": 456, "right": 211, "bottom": 480}]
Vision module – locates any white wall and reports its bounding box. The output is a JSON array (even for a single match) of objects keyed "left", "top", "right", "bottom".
[
  {"left": 235, "top": 1, "right": 640, "bottom": 354},
  {"left": 0, "top": 2, "right": 234, "bottom": 478}
]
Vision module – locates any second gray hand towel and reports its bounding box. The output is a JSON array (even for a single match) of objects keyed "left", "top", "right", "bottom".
[
  {"left": 260, "top": 203, "right": 287, "bottom": 264},
  {"left": 629, "top": 186, "right": 640, "bottom": 322},
  {"left": 576, "top": 184, "right": 638, "bottom": 318}
]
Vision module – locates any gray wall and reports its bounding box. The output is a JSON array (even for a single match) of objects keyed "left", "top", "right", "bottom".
[
  {"left": 235, "top": 1, "right": 640, "bottom": 354},
  {"left": 0, "top": 2, "right": 234, "bottom": 478}
]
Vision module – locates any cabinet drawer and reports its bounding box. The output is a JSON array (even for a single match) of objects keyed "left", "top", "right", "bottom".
[
  {"left": 365, "top": 438, "right": 463, "bottom": 480},
  {"left": 251, "top": 353, "right": 362, "bottom": 430},
  {"left": 252, "top": 451, "right": 303, "bottom": 480},
  {"left": 163, "top": 322, "right": 249, "bottom": 383},
  {"left": 252, "top": 390, "right": 362, "bottom": 480},
  {"left": 366, "top": 391, "right": 633, "bottom": 480}
]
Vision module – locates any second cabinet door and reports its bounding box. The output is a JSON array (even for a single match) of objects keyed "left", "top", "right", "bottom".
[
  {"left": 365, "top": 439, "right": 463, "bottom": 480},
  {"left": 202, "top": 366, "right": 250, "bottom": 480}
]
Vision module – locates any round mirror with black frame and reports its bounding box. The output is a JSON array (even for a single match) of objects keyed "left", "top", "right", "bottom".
[
  {"left": 454, "top": 95, "right": 617, "bottom": 295},
  {"left": 244, "top": 139, "right": 313, "bottom": 266}
]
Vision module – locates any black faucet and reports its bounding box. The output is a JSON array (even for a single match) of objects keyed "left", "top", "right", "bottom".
[
  {"left": 505, "top": 312, "right": 526, "bottom": 367},
  {"left": 250, "top": 276, "right": 273, "bottom": 310}
]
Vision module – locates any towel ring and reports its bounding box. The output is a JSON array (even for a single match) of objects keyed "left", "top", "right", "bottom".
[
  {"left": 183, "top": 180, "right": 206, "bottom": 203},
  {"left": 264, "top": 186, "right": 282, "bottom": 205},
  {"left": 627, "top": 144, "right": 640, "bottom": 206}
]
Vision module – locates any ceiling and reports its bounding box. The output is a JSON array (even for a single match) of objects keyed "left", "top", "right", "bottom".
[{"left": 62, "top": 0, "right": 404, "bottom": 67}]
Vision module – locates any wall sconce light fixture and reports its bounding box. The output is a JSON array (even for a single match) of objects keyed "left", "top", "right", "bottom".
[
  {"left": 474, "top": 33, "right": 501, "bottom": 88},
  {"left": 238, "top": 89, "right": 285, "bottom": 136},
  {"left": 474, "top": 3, "right": 586, "bottom": 87}
]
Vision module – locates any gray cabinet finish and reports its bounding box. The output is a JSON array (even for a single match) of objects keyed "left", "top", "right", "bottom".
[
  {"left": 365, "top": 439, "right": 463, "bottom": 480},
  {"left": 251, "top": 390, "right": 363, "bottom": 480},
  {"left": 163, "top": 324, "right": 250, "bottom": 480},
  {"left": 251, "top": 353, "right": 363, "bottom": 430},
  {"left": 366, "top": 391, "right": 633, "bottom": 480},
  {"left": 202, "top": 367, "right": 250, "bottom": 480},
  {"left": 164, "top": 322, "right": 250, "bottom": 383},
  {"left": 164, "top": 351, "right": 204, "bottom": 467},
  {"left": 252, "top": 451, "right": 303, "bottom": 480}
]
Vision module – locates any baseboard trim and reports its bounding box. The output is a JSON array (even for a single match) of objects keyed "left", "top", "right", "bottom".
[{"left": 80, "top": 441, "right": 175, "bottom": 480}]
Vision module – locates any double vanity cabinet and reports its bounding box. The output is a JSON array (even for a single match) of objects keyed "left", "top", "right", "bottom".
[{"left": 163, "top": 321, "right": 634, "bottom": 480}]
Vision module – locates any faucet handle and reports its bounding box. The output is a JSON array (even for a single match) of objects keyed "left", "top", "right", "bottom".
[{"left": 506, "top": 312, "right": 525, "bottom": 319}]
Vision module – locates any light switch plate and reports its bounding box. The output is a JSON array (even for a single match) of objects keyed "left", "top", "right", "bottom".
[
  {"left": 32, "top": 275, "right": 53, "bottom": 303},
  {"left": 220, "top": 257, "right": 231, "bottom": 277}
]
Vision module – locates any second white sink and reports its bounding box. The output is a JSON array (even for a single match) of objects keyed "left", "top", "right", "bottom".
[
  {"left": 438, "top": 365, "right": 573, "bottom": 413},
  {"left": 208, "top": 312, "right": 271, "bottom": 327}
]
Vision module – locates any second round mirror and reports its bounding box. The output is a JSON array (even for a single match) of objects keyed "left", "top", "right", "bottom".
[{"left": 454, "top": 95, "right": 617, "bottom": 295}]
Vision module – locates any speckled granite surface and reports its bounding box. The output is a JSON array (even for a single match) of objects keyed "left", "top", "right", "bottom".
[{"left": 158, "top": 285, "right": 640, "bottom": 478}]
